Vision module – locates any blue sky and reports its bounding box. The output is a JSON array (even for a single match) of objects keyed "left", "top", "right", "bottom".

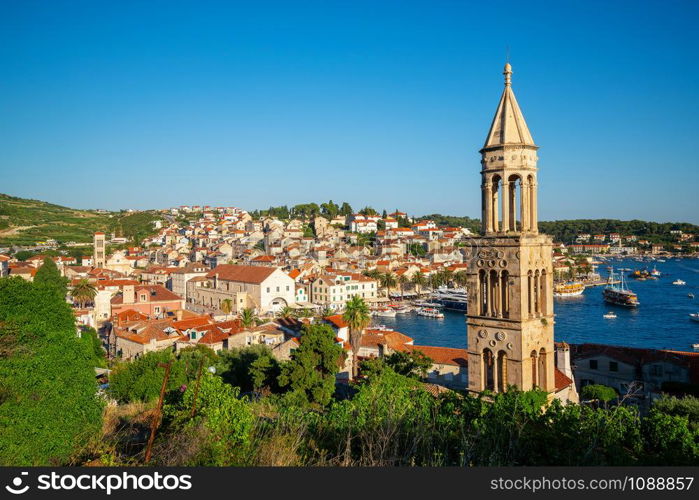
[{"left": 1, "top": 0, "right": 698, "bottom": 222}]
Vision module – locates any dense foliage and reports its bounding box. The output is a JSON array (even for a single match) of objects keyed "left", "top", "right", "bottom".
[
  {"left": 538, "top": 219, "right": 699, "bottom": 244},
  {"left": 0, "top": 277, "right": 103, "bottom": 465}
]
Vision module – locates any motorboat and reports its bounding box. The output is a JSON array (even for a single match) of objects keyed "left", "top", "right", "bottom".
[
  {"left": 603, "top": 311, "right": 617, "bottom": 319},
  {"left": 554, "top": 282, "right": 585, "bottom": 297},
  {"left": 416, "top": 307, "right": 445, "bottom": 319},
  {"left": 373, "top": 307, "right": 396, "bottom": 318},
  {"left": 673, "top": 279, "right": 686, "bottom": 285},
  {"left": 690, "top": 313, "right": 699, "bottom": 323}
]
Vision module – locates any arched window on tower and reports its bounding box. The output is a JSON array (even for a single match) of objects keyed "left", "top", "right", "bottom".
[
  {"left": 483, "top": 348, "right": 495, "bottom": 391},
  {"left": 530, "top": 350, "right": 538, "bottom": 388},
  {"left": 534, "top": 270, "right": 541, "bottom": 315},
  {"left": 527, "top": 271, "right": 533, "bottom": 317},
  {"left": 478, "top": 269, "right": 487, "bottom": 316},
  {"left": 500, "top": 270, "right": 509, "bottom": 318},
  {"left": 540, "top": 269, "right": 548, "bottom": 315},
  {"left": 497, "top": 350, "right": 508, "bottom": 392},
  {"left": 538, "top": 348, "right": 547, "bottom": 389}
]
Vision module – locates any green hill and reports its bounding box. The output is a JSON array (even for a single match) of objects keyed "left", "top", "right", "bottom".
[{"left": 0, "top": 193, "right": 160, "bottom": 246}]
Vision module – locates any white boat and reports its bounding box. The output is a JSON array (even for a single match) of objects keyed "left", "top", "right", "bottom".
[
  {"left": 553, "top": 282, "right": 585, "bottom": 297},
  {"left": 690, "top": 313, "right": 699, "bottom": 322},
  {"left": 693, "top": 344, "right": 699, "bottom": 350},
  {"left": 391, "top": 305, "right": 411, "bottom": 314},
  {"left": 416, "top": 307, "right": 445, "bottom": 319},
  {"left": 673, "top": 279, "right": 686, "bottom": 285},
  {"left": 603, "top": 311, "right": 617, "bottom": 319},
  {"left": 373, "top": 307, "right": 396, "bottom": 318}
]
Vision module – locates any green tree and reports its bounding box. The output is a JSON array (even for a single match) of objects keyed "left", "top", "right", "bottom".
[
  {"left": 342, "top": 295, "right": 371, "bottom": 379},
  {"left": 0, "top": 277, "right": 103, "bottom": 465},
  {"left": 380, "top": 272, "right": 397, "bottom": 296},
  {"left": 384, "top": 350, "right": 433, "bottom": 379},
  {"left": 239, "top": 308, "right": 258, "bottom": 329},
  {"left": 277, "top": 305, "right": 295, "bottom": 320},
  {"left": 278, "top": 324, "right": 343, "bottom": 407},
  {"left": 397, "top": 274, "right": 408, "bottom": 298},
  {"left": 71, "top": 278, "right": 97, "bottom": 308},
  {"left": 339, "top": 202, "right": 353, "bottom": 217},
  {"left": 411, "top": 271, "right": 426, "bottom": 295},
  {"left": 581, "top": 384, "right": 618, "bottom": 408},
  {"left": 220, "top": 298, "right": 233, "bottom": 320},
  {"left": 164, "top": 374, "right": 254, "bottom": 465},
  {"left": 34, "top": 257, "right": 67, "bottom": 297}
]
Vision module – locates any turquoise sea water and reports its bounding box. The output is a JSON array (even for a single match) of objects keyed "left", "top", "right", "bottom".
[{"left": 372, "top": 258, "right": 699, "bottom": 351}]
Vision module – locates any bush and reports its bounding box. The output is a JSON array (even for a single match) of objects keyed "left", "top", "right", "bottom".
[{"left": 0, "top": 277, "right": 103, "bottom": 465}]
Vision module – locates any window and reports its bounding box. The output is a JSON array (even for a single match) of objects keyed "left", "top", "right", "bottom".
[
  {"left": 650, "top": 365, "right": 663, "bottom": 376},
  {"left": 276, "top": 286, "right": 280, "bottom": 292},
  {"left": 609, "top": 361, "right": 618, "bottom": 372},
  {"left": 154, "top": 307, "right": 161, "bottom": 314},
  {"left": 266, "top": 287, "right": 270, "bottom": 293},
  {"left": 589, "top": 360, "right": 598, "bottom": 370}
]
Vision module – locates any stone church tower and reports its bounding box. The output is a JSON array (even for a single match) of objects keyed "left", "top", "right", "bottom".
[
  {"left": 466, "top": 63, "right": 555, "bottom": 393},
  {"left": 93, "top": 232, "right": 106, "bottom": 269}
]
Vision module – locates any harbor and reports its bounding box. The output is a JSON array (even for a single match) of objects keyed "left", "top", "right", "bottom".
[{"left": 372, "top": 257, "right": 699, "bottom": 351}]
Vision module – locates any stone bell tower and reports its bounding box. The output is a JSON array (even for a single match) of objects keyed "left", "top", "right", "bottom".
[{"left": 466, "top": 63, "right": 555, "bottom": 393}]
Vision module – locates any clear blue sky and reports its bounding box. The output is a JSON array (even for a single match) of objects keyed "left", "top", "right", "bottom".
[{"left": 1, "top": 0, "right": 698, "bottom": 222}]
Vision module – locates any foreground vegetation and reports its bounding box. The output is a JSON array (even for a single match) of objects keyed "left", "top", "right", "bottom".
[{"left": 2, "top": 273, "right": 698, "bottom": 466}]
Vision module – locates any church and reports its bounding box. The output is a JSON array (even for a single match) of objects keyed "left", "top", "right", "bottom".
[{"left": 465, "top": 63, "right": 578, "bottom": 403}]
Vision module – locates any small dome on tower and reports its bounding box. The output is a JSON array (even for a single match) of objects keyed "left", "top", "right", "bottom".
[{"left": 504, "top": 62, "right": 512, "bottom": 72}]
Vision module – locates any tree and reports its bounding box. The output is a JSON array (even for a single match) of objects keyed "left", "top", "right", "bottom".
[
  {"left": 339, "top": 202, "right": 353, "bottom": 217},
  {"left": 277, "top": 305, "right": 294, "bottom": 319},
  {"left": 454, "top": 270, "right": 468, "bottom": 287},
  {"left": 380, "top": 272, "right": 397, "bottom": 296},
  {"left": 278, "top": 324, "right": 343, "bottom": 407},
  {"left": 71, "top": 278, "right": 97, "bottom": 308},
  {"left": 411, "top": 271, "right": 426, "bottom": 295},
  {"left": 220, "top": 298, "right": 233, "bottom": 320},
  {"left": 397, "top": 274, "right": 409, "bottom": 298},
  {"left": 0, "top": 277, "right": 103, "bottom": 465},
  {"left": 342, "top": 295, "right": 371, "bottom": 379},
  {"left": 239, "top": 308, "right": 257, "bottom": 329},
  {"left": 34, "top": 257, "right": 67, "bottom": 297},
  {"left": 581, "top": 384, "right": 618, "bottom": 408}
]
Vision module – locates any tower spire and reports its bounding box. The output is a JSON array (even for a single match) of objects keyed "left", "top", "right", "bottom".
[{"left": 504, "top": 62, "right": 512, "bottom": 87}]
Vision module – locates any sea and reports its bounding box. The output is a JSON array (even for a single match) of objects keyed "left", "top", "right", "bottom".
[{"left": 372, "top": 257, "right": 699, "bottom": 352}]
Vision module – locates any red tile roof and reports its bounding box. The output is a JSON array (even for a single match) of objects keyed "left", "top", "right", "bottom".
[
  {"left": 404, "top": 345, "right": 468, "bottom": 366},
  {"left": 206, "top": 264, "right": 277, "bottom": 284}
]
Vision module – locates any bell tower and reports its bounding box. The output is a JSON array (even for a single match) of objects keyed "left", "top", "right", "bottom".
[{"left": 466, "top": 63, "right": 555, "bottom": 393}]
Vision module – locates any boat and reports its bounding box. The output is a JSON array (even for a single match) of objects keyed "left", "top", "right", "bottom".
[
  {"left": 693, "top": 344, "right": 699, "bottom": 350},
  {"left": 390, "top": 304, "right": 411, "bottom": 314},
  {"left": 429, "top": 288, "right": 468, "bottom": 311},
  {"left": 650, "top": 266, "right": 661, "bottom": 278},
  {"left": 630, "top": 268, "right": 651, "bottom": 280},
  {"left": 412, "top": 300, "right": 444, "bottom": 309},
  {"left": 689, "top": 293, "right": 695, "bottom": 299},
  {"left": 673, "top": 279, "right": 686, "bottom": 285},
  {"left": 373, "top": 307, "right": 396, "bottom": 318},
  {"left": 603, "top": 311, "right": 617, "bottom": 319},
  {"left": 416, "top": 307, "right": 445, "bottom": 319},
  {"left": 690, "top": 313, "right": 699, "bottom": 322},
  {"left": 603, "top": 268, "right": 639, "bottom": 307},
  {"left": 553, "top": 281, "right": 585, "bottom": 297}
]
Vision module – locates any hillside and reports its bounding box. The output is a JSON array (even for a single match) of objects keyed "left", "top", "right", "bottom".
[{"left": 0, "top": 193, "right": 160, "bottom": 246}]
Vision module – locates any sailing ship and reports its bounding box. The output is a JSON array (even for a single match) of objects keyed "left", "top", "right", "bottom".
[
  {"left": 603, "top": 268, "right": 639, "bottom": 307},
  {"left": 553, "top": 281, "right": 585, "bottom": 297}
]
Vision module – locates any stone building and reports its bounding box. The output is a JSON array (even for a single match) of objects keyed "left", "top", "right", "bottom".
[
  {"left": 465, "top": 64, "right": 574, "bottom": 400},
  {"left": 93, "top": 232, "right": 106, "bottom": 269}
]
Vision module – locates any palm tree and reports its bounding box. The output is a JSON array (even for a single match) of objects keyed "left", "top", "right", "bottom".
[
  {"left": 239, "top": 308, "right": 258, "bottom": 329},
  {"left": 297, "top": 308, "right": 314, "bottom": 318},
  {"left": 277, "top": 305, "right": 295, "bottom": 319},
  {"left": 221, "top": 298, "right": 233, "bottom": 320},
  {"left": 411, "top": 271, "right": 426, "bottom": 296},
  {"left": 317, "top": 305, "right": 334, "bottom": 319},
  {"left": 429, "top": 273, "right": 443, "bottom": 291},
  {"left": 363, "top": 269, "right": 382, "bottom": 281},
  {"left": 343, "top": 295, "right": 371, "bottom": 379},
  {"left": 454, "top": 270, "right": 468, "bottom": 288},
  {"left": 440, "top": 269, "right": 454, "bottom": 287},
  {"left": 72, "top": 279, "right": 97, "bottom": 308},
  {"left": 397, "top": 274, "right": 409, "bottom": 299},
  {"left": 380, "top": 272, "right": 397, "bottom": 297}
]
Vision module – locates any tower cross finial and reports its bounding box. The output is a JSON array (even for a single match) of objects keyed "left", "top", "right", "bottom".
[{"left": 504, "top": 62, "right": 512, "bottom": 87}]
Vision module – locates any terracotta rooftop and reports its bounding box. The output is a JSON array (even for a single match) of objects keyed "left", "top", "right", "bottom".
[{"left": 206, "top": 264, "right": 277, "bottom": 284}]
